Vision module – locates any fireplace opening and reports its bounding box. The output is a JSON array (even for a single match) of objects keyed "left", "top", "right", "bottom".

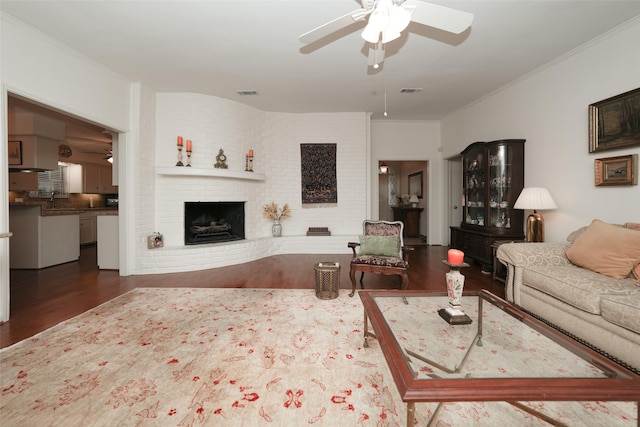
[{"left": 184, "top": 202, "right": 245, "bottom": 245}]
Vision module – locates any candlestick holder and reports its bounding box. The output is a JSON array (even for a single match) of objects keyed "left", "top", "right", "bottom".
[
  {"left": 245, "top": 155, "right": 254, "bottom": 172},
  {"left": 176, "top": 146, "right": 184, "bottom": 167},
  {"left": 438, "top": 260, "right": 472, "bottom": 325},
  {"left": 186, "top": 150, "right": 192, "bottom": 167}
]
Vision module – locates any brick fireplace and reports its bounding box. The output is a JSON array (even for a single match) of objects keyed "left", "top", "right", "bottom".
[{"left": 184, "top": 202, "right": 245, "bottom": 245}]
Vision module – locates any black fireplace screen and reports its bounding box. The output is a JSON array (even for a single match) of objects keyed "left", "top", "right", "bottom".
[{"left": 184, "top": 202, "right": 245, "bottom": 245}]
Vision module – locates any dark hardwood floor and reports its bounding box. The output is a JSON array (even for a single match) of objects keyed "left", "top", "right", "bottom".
[{"left": 1, "top": 244, "right": 503, "bottom": 348}]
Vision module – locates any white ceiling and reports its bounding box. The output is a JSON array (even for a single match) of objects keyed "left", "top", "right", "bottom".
[{"left": 2, "top": 0, "right": 640, "bottom": 122}]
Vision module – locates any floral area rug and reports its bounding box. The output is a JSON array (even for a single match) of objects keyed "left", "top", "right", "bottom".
[{"left": 1, "top": 288, "right": 636, "bottom": 426}]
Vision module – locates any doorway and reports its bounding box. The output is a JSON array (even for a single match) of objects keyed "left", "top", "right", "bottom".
[
  {"left": 4, "top": 94, "right": 120, "bottom": 318},
  {"left": 447, "top": 156, "right": 463, "bottom": 246},
  {"left": 378, "top": 160, "right": 428, "bottom": 245}
]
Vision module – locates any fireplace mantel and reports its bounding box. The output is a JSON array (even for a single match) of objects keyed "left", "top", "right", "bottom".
[{"left": 157, "top": 167, "right": 265, "bottom": 181}]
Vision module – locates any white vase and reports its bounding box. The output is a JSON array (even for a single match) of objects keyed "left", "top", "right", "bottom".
[
  {"left": 446, "top": 270, "right": 465, "bottom": 309},
  {"left": 272, "top": 220, "right": 282, "bottom": 237}
]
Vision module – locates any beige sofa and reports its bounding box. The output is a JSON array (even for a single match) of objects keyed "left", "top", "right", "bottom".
[{"left": 497, "top": 220, "right": 640, "bottom": 372}]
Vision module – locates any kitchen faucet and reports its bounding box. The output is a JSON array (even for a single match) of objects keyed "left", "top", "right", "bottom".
[{"left": 50, "top": 191, "right": 56, "bottom": 208}]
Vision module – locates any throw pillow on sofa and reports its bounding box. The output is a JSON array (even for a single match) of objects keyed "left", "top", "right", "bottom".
[
  {"left": 627, "top": 223, "right": 640, "bottom": 281},
  {"left": 566, "top": 219, "right": 640, "bottom": 279}
]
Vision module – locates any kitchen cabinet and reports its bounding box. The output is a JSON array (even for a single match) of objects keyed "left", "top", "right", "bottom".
[
  {"left": 392, "top": 207, "right": 423, "bottom": 237},
  {"left": 83, "top": 164, "right": 117, "bottom": 194},
  {"left": 79, "top": 214, "right": 97, "bottom": 244},
  {"left": 8, "top": 172, "right": 38, "bottom": 191},
  {"left": 100, "top": 166, "right": 117, "bottom": 193},
  {"left": 450, "top": 139, "right": 525, "bottom": 271},
  {"left": 97, "top": 216, "right": 119, "bottom": 270},
  {"left": 9, "top": 206, "right": 79, "bottom": 269},
  {"left": 65, "top": 163, "right": 83, "bottom": 193}
]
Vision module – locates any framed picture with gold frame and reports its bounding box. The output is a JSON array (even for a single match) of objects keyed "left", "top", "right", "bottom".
[
  {"left": 589, "top": 87, "right": 640, "bottom": 153},
  {"left": 594, "top": 154, "right": 637, "bottom": 186}
]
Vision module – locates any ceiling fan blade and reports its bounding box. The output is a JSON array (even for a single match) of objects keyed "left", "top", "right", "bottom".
[
  {"left": 299, "top": 8, "right": 368, "bottom": 44},
  {"left": 367, "top": 41, "right": 385, "bottom": 67},
  {"left": 405, "top": 0, "right": 474, "bottom": 34},
  {"left": 66, "top": 136, "right": 112, "bottom": 144}
]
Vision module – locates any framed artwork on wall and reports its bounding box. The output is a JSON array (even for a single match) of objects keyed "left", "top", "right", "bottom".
[
  {"left": 594, "top": 154, "right": 637, "bottom": 186},
  {"left": 8, "top": 140, "right": 22, "bottom": 165},
  {"left": 408, "top": 171, "right": 423, "bottom": 198},
  {"left": 300, "top": 143, "right": 337, "bottom": 204},
  {"left": 589, "top": 87, "right": 640, "bottom": 153}
]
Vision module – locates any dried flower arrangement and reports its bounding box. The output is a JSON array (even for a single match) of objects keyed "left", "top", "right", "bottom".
[{"left": 262, "top": 202, "right": 291, "bottom": 221}]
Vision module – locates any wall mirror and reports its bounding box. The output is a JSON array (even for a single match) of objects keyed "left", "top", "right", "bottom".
[{"left": 408, "top": 171, "right": 423, "bottom": 198}]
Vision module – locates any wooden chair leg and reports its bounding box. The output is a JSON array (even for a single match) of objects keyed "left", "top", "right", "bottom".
[
  {"left": 400, "top": 273, "right": 409, "bottom": 304},
  {"left": 349, "top": 268, "right": 358, "bottom": 297},
  {"left": 359, "top": 271, "right": 365, "bottom": 284},
  {"left": 400, "top": 272, "right": 409, "bottom": 291}
]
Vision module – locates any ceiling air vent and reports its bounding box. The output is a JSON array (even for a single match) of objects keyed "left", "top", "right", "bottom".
[
  {"left": 236, "top": 90, "right": 258, "bottom": 96},
  {"left": 400, "top": 88, "right": 422, "bottom": 94}
]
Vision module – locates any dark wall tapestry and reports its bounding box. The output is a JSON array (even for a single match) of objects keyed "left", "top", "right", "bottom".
[{"left": 300, "top": 143, "right": 337, "bottom": 204}]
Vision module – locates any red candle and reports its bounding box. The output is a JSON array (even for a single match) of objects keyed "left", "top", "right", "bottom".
[
  {"left": 186, "top": 140, "right": 192, "bottom": 152},
  {"left": 447, "top": 249, "right": 465, "bottom": 264},
  {"left": 177, "top": 136, "right": 183, "bottom": 146},
  {"left": 248, "top": 149, "right": 254, "bottom": 157}
]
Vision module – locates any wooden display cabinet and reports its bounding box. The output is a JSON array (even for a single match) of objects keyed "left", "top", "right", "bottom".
[{"left": 450, "top": 139, "right": 525, "bottom": 271}]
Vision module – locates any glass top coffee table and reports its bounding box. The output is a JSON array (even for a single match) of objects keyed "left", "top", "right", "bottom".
[{"left": 359, "top": 290, "right": 640, "bottom": 427}]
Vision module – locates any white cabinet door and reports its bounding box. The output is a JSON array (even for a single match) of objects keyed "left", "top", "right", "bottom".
[
  {"left": 79, "top": 215, "right": 97, "bottom": 244},
  {"left": 66, "top": 164, "right": 83, "bottom": 193},
  {"left": 97, "top": 216, "right": 118, "bottom": 270}
]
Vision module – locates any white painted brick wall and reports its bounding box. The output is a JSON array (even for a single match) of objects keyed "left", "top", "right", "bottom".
[
  {"left": 134, "top": 84, "right": 159, "bottom": 273},
  {"left": 135, "top": 93, "right": 368, "bottom": 274}
]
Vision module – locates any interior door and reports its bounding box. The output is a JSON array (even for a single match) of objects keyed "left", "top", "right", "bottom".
[{"left": 448, "top": 156, "right": 463, "bottom": 244}]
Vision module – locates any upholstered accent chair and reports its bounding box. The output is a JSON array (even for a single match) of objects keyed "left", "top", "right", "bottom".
[{"left": 347, "top": 220, "right": 414, "bottom": 297}]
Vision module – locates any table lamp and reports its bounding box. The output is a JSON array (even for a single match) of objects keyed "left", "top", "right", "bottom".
[
  {"left": 514, "top": 187, "right": 557, "bottom": 242},
  {"left": 409, "top": 194, "right": 419, "bottom": 208}
]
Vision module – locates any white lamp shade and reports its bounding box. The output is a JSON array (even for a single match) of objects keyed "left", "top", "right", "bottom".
[
  {"left": 409, "top": 195, "right": 419, "bottom": 204},
  {"left": 514, "top": 187, "right": 557, "bottom": 210}
]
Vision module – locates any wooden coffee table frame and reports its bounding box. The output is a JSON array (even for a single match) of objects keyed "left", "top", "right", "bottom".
[{"left": 359, "top": 289, "right": 640, "bottom": 427}]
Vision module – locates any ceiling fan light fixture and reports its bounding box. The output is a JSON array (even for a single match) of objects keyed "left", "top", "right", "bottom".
[
  {"left": 381, "top": 30, "right": 401, "bottom": 44},
  {"left": 369, "top": 8, "right": 390, "bottom": 32},
  {"left": 361, "top": 24, "right": 381, "bottom": 43},
  {"left": 388, "top": 5, "right": 411, "bottom": 32}
]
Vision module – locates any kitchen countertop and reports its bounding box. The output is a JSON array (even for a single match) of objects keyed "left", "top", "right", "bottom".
[{"left": 9, "top": 202, "right": 118, "bottom": 216}]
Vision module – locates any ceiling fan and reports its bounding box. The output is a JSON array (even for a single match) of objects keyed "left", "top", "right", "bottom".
[
  {"left": 299, "top": 0, "right": 474, "bottom": 68},
  {"left": 82, "top": 146, "right": 113, "bottom": 163}
]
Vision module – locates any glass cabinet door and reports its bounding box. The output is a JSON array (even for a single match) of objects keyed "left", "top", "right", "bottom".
[
  {"left": 488, "top": 144, "right": 512, "bottom": 229},
  {"left": 463, "top": 145, "right": 485, "bottom": 227}
]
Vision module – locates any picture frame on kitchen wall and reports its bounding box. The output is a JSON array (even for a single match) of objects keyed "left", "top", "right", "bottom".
[{"left": 8, "top": 140, "right": 22, "bottom": 165}]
